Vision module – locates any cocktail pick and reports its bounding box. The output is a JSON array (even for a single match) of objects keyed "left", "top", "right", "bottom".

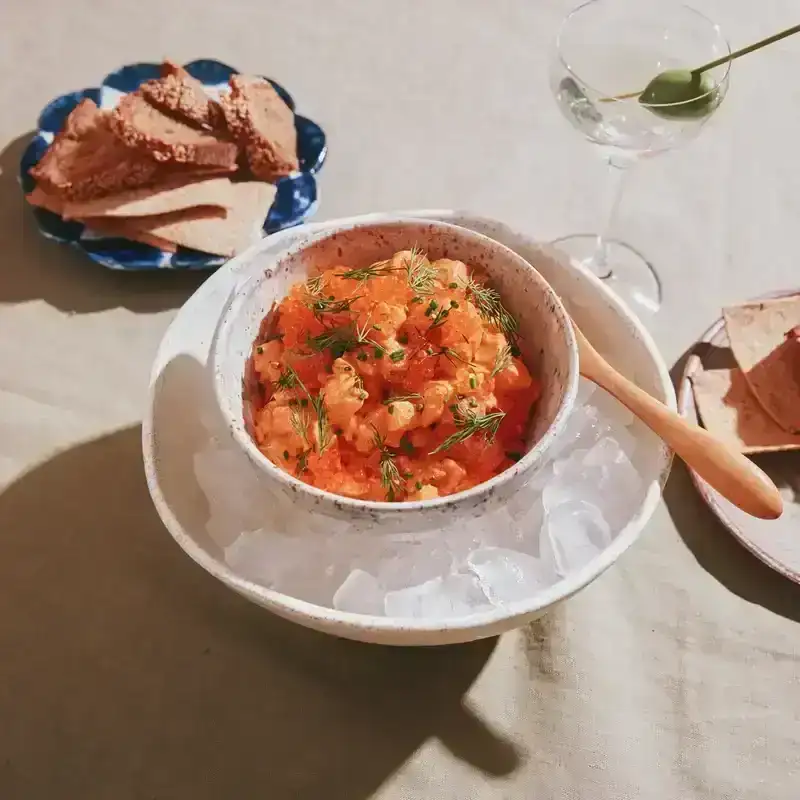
[{"left": 601, "top": 22, "right": 800, "bottom": 118}]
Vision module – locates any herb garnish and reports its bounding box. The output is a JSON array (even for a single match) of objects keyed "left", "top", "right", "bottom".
[
  {"left": 337, "top": 259, "right": 395, "bottom": 282},
  {"left": 403, "top": 246, "right": 437, "bottom": 295},
  {"left": 275, "top": 368, "right": 298, "bottom": 391},
  {"left": 307, "top": 295, "right": 360, "bottom": 319},
  {"left": 306, "top": 317, "right": 386, "bottom": 359},
  {"left": 373, "top": 429, "right": 404, "bottom": 501},
  {"left": 491, "top": 344, "right": 514, "bottom": 377},
  {"left": 430, "top": 403, "right": 506, "bottom": 454},
  {"left": 305, "top": 275, "right": 325, "bottom": 296},
  {"left": 281, "top": 365, "right": 332, "bottom": 454},
  {"left": 463, "top": 277, "right": 519, "bottom": 340}
]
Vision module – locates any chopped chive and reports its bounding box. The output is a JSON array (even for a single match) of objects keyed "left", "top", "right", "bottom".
[
  {"left": 399, "top": 434, "right": 415, "bottom": 455},
  {"left": 283, "top": 450, "right": 289, "bottom": 460},
  {"left": 357, "top": 352, "right": 368, "bottom": 361},
  {"left": 450, "top": 300, "right": 459, "bottom": 308},
  {"left": 334, "top": 426, "right": 343, "bottom": 435},
  {"left": 411, "top": 296, "right": 423, "bottom": 304},
  {"left": 429, "top": 300, "right": 439, "bottom": 310},
  {"left": 389, "top": 350, "right": 404, "bottom": 363},
  {"left": 398, "top": 333, "right": 409, "bottom": 344},
  {"left": 510, "top": 344, "right": 521, "bottom": 357},
  {"left": 256, "top": 345, "right": 264, "bottom": 354},
  {"left": 469, "top": 374, "right": 477, "bottom": 389},
  {"left": 415, "top": 481, "right": 423, "bottom": 490},
  {"left": 388, "top": 405, "right": 395, "bottom": 414},
  {"left": 372, "top": 324, "right": 382, "bottom": 331},
  {"left": 374, "top": 348, "right": 384, "bottom": 359},
  {"left": 300, "top": 398, "right": 309, "bottom": 407},
  {"left": 448, "top": 282, "right": 458, "bottom": 289},
  {"left": 506, "top": 450, "right": 523, "bottom": 462},
  {"left": 403, "top": 471, "right": 413, "bottom": 479}
]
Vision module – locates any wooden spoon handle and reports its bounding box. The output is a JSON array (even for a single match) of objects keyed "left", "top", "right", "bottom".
[{"left": 584, "top": 362, "right": 783, "bottom": 520}]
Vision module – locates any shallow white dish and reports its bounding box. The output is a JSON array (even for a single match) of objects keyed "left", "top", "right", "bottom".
[{"left": 143, "top": 210, "right": 674, "bottom": 646}]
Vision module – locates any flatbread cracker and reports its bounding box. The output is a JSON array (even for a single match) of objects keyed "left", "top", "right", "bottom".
[
  {"left": 691, "top": 367, "right": 800, "bottom": 453},
  {"left": 26, "top": 186, "right": 66, "bottom": 215},
  {"left": 123, "top": 180, "right": 276, "bottom": 257},
  {"left": 29, "top": 99, "right": 161, "bottom": 201},
  {"left": 220, "top": 75, "right": 298, "bottom": 181},
  {"left": 79, "top": 206, "right": 227, "bottom": 252},
  {"left": 60, "top": 177, "right": 236, "bottom": 220},
  {"left": 79, "top": 217, "right": 178, "bottom": 252},
  {"left": 723, "top": 296, "right": 800, "bottom": 432},
  {"left": 110, "top": 93, "right": 238, "bottom": 168}
]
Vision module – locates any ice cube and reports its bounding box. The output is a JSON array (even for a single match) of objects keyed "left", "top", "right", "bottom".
[
  {"left": 333, "top": 569, "right": 385, "bottom": 615},
  {"left": 384, "top": 574, "right": 490, "bottom": 618},
  {"left": 544, "top": 499, "right": 611, "bottom": 575},
  {"left": 591, "top": 386, "right": 634, "bottom": 428},
  {"left": 375, "top": 543, "right": 453, "bottom": 592},
  {"left": 550, "top": 404, "right": 611, "bottom": 461},
  {"left": 223, "top": 529, "right": 305, "bottom": 586},
  {"left": 575, "top": 377, "right": 596, "bottom": 407},
  {"left": 585, "top": 436, "right": 642, "bottom": 499},
  {"left": 467, "top": 547, "right": 557, "bottom": 604},
  {"left": 542, "top": 456, "right": 605, "bottom": 514},
  {"left": 609, "top": 423, "right": 638, "bottom": 459}
]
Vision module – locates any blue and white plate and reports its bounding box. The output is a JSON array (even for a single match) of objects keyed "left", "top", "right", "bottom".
[{"left": 19, "top": 59, "right": 327, "bottom": 270}]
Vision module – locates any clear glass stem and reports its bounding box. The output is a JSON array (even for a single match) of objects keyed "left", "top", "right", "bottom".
[{"left": 590, "top": 159, "right": 634, "bottom": 280}]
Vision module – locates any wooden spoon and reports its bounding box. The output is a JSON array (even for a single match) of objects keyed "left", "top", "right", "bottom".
[{"left": 573, "top": 322, "right": 783, "bottom": 520}]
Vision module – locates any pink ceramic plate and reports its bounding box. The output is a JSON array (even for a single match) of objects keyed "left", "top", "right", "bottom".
[{"left": 677, "top": 290, "right": 800, "bottom": 584}]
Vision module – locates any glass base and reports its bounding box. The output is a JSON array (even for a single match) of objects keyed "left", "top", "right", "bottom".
[{"left": 551, "top": 235, "right": 662, "bottom": 314}]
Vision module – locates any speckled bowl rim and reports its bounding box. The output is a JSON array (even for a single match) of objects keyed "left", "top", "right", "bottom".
[
  {"left": 144, "top": 209, "right": 675, "bottom": 643},
  {"left": 213, "top": 217, "right": 580, "bottom": 517},
  {"left": 677, "top": 288, "right": 800, "bottom": 586}
]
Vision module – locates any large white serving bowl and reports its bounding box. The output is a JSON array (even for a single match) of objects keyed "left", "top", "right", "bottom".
[
  {"left": 212, "top": 218, "right": 579, "bottom": 527},
  {"left": 142, "top": 210, "right": 674, "bottom": 646}
]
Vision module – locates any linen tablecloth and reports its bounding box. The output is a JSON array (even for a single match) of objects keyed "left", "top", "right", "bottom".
[{"left": 1, "top": 1, "right": 797, "bottom": 797}]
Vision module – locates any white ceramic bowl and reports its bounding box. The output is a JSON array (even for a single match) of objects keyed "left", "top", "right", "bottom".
[{"left": 213, "top": 218, "right": 579, "bottom": 526}]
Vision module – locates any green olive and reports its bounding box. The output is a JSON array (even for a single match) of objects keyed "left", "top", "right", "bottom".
[{"left": 638, "top": 69, "right": 717, "bottom": 119}]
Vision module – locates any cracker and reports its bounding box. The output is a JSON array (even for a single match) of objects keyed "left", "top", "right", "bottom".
[
  {"left": 29, "top": 99, "right": 160, "bottom": 201},
  {"left": 723, "top": 296, "right": 800, "bottom": 433},
  {"left": 220, "top": 75, "right": 298, "bottom": 181},
  {"left": 78, "top": 217, "right": 178, "bottom": 252},
  {"left": 140, "top": 62, "right": 226, "bottom": 132},
  {"left": 26, "top": 186, "right": 66, "bottom": 215},
  {"left": 691, "top": 367, "right": 800, "bottom": 453},
  {"left": 60, "top": 177, "right": 236, "bottom": 219},
  {"left": 110, "top": 92, "right": 238, "bottom": 168},
  {"left": 125, "top": 180, "right": 276, "bottom": 256}
]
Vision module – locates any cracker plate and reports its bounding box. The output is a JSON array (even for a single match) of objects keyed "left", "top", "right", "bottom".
[
  {"left": 19, "top": 58, "right": 327, "bottom": 270},
  {"left": 679, "top": 291, "right": 800, "bottom": 585}
]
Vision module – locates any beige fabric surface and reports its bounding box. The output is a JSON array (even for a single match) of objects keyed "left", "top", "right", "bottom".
[{"left": 1, "top": 1, "right": 798, "bottom": 798}]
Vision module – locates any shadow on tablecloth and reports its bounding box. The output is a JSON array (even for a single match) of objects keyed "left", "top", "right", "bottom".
[
  {"left": 0, "top": 425, "right": 520, "bottom": 799},
  {"left": 664, "top": 353, "right": 800, "bottom": 624},
  {"left": 0, "top": 132, "right": 210, "bottom": 314}
]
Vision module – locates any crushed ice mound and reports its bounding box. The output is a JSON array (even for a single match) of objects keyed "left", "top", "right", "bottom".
[{"left": 194, "top": 379, "right": 651, "bottom": 619}]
